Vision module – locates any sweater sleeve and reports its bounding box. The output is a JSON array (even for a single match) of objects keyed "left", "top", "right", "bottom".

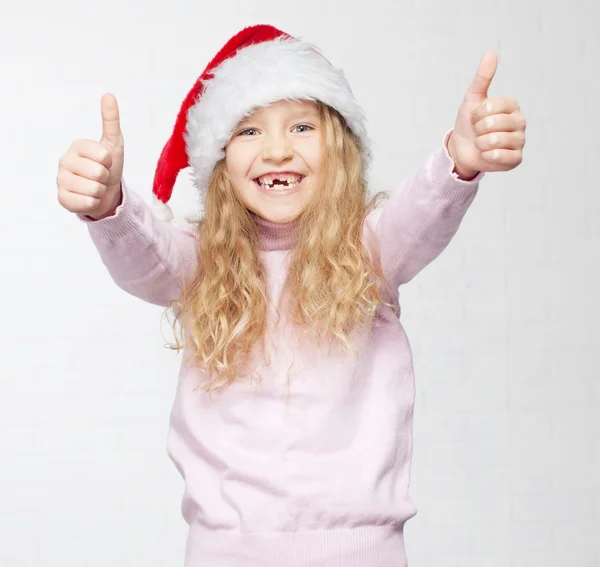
[
  {"left": 77, "top": 179, "right": 199, "bottom": 307},
  {"left": 365, "top": 129, "right": 485, "bottom": 290}
]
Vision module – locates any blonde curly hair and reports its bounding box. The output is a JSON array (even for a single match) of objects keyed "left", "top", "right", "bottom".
[{"left": 165, "top": 102, "right": 395, "bottom": 392}]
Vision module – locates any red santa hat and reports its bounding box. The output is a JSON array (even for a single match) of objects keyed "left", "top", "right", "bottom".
[{"left": 151, "top": 24, "right": 371, "bottom": 222}]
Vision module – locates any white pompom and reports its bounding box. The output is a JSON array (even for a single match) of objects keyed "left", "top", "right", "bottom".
[{"left": 151, "top": 196, "right": 174, "bottom": 222}]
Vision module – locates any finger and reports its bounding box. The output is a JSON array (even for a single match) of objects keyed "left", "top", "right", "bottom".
[
  {"left": 60, "top": 152, "right": 111, "bottom": 184},
  {"left": 69, "top": 139, "right": 113, "bottom": 169},
  {"left": 57, "top": 186, "right": 102, "bottom": 214},
  {"left": 472, "top": 97, "right": 521, "bottom": 124},
  {"left": 480, "top": 148, "right": 523, "bottom": 169},
  {"left": 57, "top": 168, "right": 108, "bottom": 200},
  {"left": 101, "top": 93, "right": 123, "bottom": 145},
  {"left": 465, "top": 51, "right": 498, "bottom": 101},
  {"left": 474, "top": 112, "right": 527, "bottom": 136},
  {"left": 475, "top": 131, "right": 526, "bottom": 153}
]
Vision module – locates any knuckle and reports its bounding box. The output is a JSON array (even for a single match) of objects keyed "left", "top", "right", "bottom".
[
  {"left": 87, "top": 196, "right": 99, "bottom": 209},
  {"left": 92, "top": 164, "right": 107, "bottom": 182},
  {"left": 98, "top": 147, "right": 111, "bottom": 166},
  {"left": 58, "top": 152, "right": 73, "bottom": 171},
  {"left": 56, "top": 169, "right": 68, "bottom": 188},
  {"left": 69, "top": 139, "right": 84, "bottom": 152},
  {"left": 90, "top": 181, "right": 106, "bottom": 198}
]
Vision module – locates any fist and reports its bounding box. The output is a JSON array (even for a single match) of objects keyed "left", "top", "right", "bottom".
[
  {"left": 57, "top": 94, "right": 125, "bottom": 220},
  {"left": 448, "top": 52, "right": 526, "bottom": 179}
]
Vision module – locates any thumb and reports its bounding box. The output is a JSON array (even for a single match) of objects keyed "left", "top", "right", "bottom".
[
  {"left": 100, "top": 93, "right": 123, "bottom": 146},
  {"left": 465, "top": 51, "right": 498, "bottom": 101}
]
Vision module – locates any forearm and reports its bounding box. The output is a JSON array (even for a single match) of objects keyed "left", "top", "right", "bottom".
[
  {"left": 368, "top": 129, "right": 485, "bottom": 288},
  {"left": 77, "top": 179, "right": 199, "bottom": 306}
]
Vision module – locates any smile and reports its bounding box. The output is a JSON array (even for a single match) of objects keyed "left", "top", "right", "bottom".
[{"left": 253, "top": 172, "right": 305, "bottom": 193}]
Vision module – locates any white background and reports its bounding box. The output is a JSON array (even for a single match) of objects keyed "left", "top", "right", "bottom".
[{"left": 1, "top": 0, "right": 598, "bottom": 565}]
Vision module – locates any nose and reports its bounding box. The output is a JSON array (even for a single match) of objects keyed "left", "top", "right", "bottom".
[{"left": 260, "top": 132, "right": 293, "bottom": 163}]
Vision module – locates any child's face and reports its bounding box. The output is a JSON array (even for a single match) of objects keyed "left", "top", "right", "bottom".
[{"left": 225, "top": 99, "right": 323, "bottom": 224}]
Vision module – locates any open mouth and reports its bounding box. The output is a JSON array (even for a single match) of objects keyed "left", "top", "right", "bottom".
[{"left": 253, "top": 173, "right": 305, "bottom": 192}]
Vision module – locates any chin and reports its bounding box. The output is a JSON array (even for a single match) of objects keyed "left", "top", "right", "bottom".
[{"left": 262, "top": 210, "right": 302, "bottom": 224}]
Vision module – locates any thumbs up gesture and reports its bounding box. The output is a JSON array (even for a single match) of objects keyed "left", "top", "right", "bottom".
[
  {"left": 447, "top": 52, "right": 526, "bottom": 180},
  {"left": 57, "top": 94, "right": 125, "bottom": 220}
]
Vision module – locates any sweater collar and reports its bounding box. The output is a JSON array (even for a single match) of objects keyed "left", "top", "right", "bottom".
[{"left": 249, "top": 211, "right": 299, "bottom": 251}]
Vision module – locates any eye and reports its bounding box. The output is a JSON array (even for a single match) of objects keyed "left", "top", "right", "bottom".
[
  {"left": 238, "top": 128, "right": 259, "bottom": 136},
  {"left": 292, "top": 124, "right": 313, "bottom": 133}
]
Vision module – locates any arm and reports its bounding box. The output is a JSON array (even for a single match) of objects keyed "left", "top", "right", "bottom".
[
  {"left": 365, "top": 129, "right": 484, "bottom": 290},
  {"left": 77, "top": 179, "right": 199, "bottom": 307}
]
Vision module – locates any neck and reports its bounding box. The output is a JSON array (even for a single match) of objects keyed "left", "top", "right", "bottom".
[{"left": 249, "top": 211, "right": 300, "bottom": 251}]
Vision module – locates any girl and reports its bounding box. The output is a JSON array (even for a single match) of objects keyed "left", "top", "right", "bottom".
[{"left": 56, "top": 24, "right": 526, "bottom": 567}]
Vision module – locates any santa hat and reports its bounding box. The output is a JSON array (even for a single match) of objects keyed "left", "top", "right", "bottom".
[{"left": 151, "top": 24, "right": 371, "bottom": 222}]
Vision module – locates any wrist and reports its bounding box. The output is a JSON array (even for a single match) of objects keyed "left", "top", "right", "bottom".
[
  {"left": 447, "top": 134, "right": 479, "bottom": 181},
  {"left": 87, "top": 186, "right": 123, "bottom": 220},
  {"left": 452, "top": 163, "right": 479, "bottom": 181}
]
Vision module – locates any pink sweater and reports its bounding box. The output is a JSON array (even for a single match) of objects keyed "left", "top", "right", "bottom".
[{"left": 79, "top": 129, "right": 483, "bottom": 566}]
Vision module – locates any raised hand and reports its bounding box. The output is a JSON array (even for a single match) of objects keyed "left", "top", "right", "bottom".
[
  {"left": 57, "top": 94, "right": 125, "bottom": 219},
  {"left": 447, "top": 52, "right": 526, "bottom": 180}
]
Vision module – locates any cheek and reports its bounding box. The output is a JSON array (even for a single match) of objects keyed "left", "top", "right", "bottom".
[
  {"left": 301, "top": 141, "right": 324, "bottom": 175},
  {"left": 226, "top": 144, "right": 255, "bottom": 181},
  {"left": 309, "top": 151, "right": 324, "bottom": 180},
  {"left": 224, "top": 149, "right": 237, "bottom": 176},
  {"left": 225, "top": 151, "right": 244, "bottom": 187}
]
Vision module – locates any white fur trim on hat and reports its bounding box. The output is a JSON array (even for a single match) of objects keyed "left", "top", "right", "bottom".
[
  {"left": 184, "top": 37, "right": 371, "bottom": 193},
  {"left": 151, "top": 194, "right": 174, "bottom": 222}
]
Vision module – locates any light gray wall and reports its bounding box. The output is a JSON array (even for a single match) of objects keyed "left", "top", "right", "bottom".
[{"left": 1, "top": 0, "right": 598, "bottom": 565}]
